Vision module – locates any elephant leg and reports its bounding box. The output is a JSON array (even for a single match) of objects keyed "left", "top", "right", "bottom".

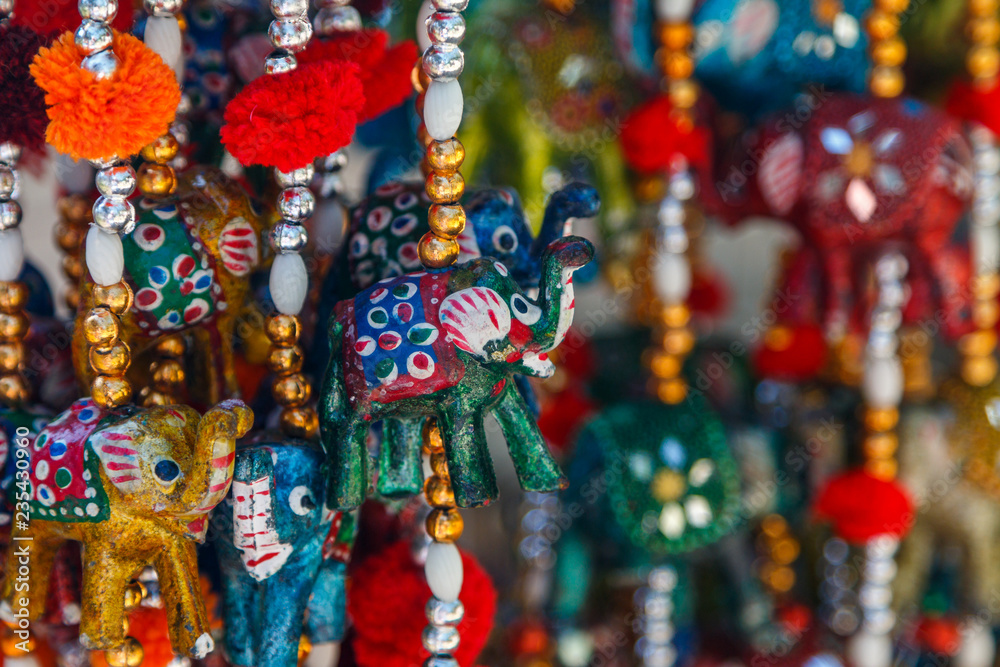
[
  {"left": 3, "top": 527, "right": 64, "bottom": 622},
  {"left": 156, "top": 539, "right": 212, "bottom": 659},
  {"left": 891, "top": 513, "right": 935, "bottom": 615},
  {"left": 257, "top": 569, "right": 315, "bottom": 667},
  {"left": 305, "top": 560, "right": 348, "bottom": 644},
  {"left": 378, "top": 417, "right": 424, "bottom": 498},
  {"left": 439, "top": 400, "right": 498, "bottom": 508},
  {"left": 190, "top": 325, "right": 226, "bottom": 406},
  {"left": 78, "top": 543, "right": 137, "bottom": 650},
  {"left": 320, "top": 322, "right": 369, "bottom": 510},
  {"left": 492, "top": 382, "right": 567, "bottom": 494},
  {"left": 219, "top": 553, "right": 257, "bottom": 667}
]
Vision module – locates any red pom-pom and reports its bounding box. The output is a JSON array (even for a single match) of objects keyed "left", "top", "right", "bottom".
[
  {"left": 299, "top": 29, "right": 417, "bottom": 123},
  {"left": 813, "top": 470, "right": 914, "bottom": 544},
  {"left": 11, "top": 0, "right": 133, "bottom": 36},
  {"left": 945, "top": 79, "right": 1000, "bottom": 137},
  {"left": 915, "top": 616, "right": 962, "bottom": 655},
  {"left": 221, "top": 61, "right": 364, "bottom": 171},
  {"left": 620, "top": 95, "right": 709, "bottom": 174},
  {"left": 0, "top": 25, "right": 51, "bottom": 154},
  {"left": 348, "top": 541, "right": 497, "bottom": 667},
  {"left": 753, "top": 323, "right": 828, "bottom": 381}
]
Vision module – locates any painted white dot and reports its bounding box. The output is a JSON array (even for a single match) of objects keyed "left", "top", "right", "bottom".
[
  {"left": 60, "top": 507, "right": 66, "bottom": 515},
  {"left": 74, "top": 507, "right": 84, "bottom": 516},
  {"left": 82, "top": 470, "right": 91, "bottom": 481},
  {"left": 85, "top": 487, "right": 97, "bottom": 498},
  {"left": 35, "top": 460, "right": 50, "bottom": 480},
  {"left": 86, "top": 503, "right": 99, "bottom": 517}
]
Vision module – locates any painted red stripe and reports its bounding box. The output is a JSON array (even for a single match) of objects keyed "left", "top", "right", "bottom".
[
  {"left": 101, "top": 445, "right": 137, "bottom": 456},
  {"left": 245, "top": 551, "right": 281, "bottom": 567},
  {"left": 106, "top": 462, "right": 138, "bottom": 470},
  {"left": 104, "top": 433, "right": 134, "bottom": 441}
]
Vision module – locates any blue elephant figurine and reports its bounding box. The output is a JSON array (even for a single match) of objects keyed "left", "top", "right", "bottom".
[{"left": 216, "top": 441, "right": 356, "bottom": 667}]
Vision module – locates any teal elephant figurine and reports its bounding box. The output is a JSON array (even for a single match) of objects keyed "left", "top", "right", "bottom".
[
  {"left": 216, "top": 441, "right": 355, "bottom": 667},
  {"left": 1, "top": 397, "right": 253, "bottom": 657},
  {"left": 320, "top": 236, "right": 595, "bottom": 510}
]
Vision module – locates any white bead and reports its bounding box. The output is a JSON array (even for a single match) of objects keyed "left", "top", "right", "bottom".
[
  {"left": 144, "top": 15, "right": 182, "bottom": 70},
  {"left": 424, "top": 80, "right": 463, "bottom": 142},
  {"left": 270, "top": 252, "right": 308, "bottom": 315},
  {"left": 846, "top": 630, "right": 893, "bottom": 667},
  {"left": 972, "top": 223, "right": 1000, "bottom": 275},
  {"left": 0, "top": 229, "right": 24, "bottom": 281},
  {"left": 416, "top": 0, "right": 434, "bottom": 53},
  {"left": 955, "top": 626, "right": 996, "bottom": 667},
  {"left": 85, "top": 225, "right": 125, "bottom": 286},
  {"left": 654, "top": 0, "right": 694, "bottom": 21},
  {"left": 862, "top": 356, "right": 903, "bottom": 409},
  {"left": 424, "top": 541, "right": 463, "bottom": 602},
  {"left": 652, "top": 253, "right": 691, "bottom": 304}
]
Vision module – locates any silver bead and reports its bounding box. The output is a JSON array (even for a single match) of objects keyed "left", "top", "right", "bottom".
[
  {"left": 314, "top": 0, "right": 350, "bottom": 7},
  {"left": 422, "top": 44, "right": 464, "bottom": 82},
  {"left": 277, "top": 186, "right": 315, "bottom": 222},
  {"left": 270, "top": 0, "right": 307, "bottom": 18},
  {"left": 0, "top": 201, "right": 22, "bottom": 230},
  {"left": 176, "top": 93, "right": 194, "bottom": 116},
  {"left": 275, "top": 164, "right": 315, "bottom": 188},
  {"left": 314, "top": 5, "right": 361, "bottom": 34},
  {"left": 0, "top": 168, "right": 16, "bottom": 199},
  {"left": 423, "top": 658, "right": 458, "bottom": 667},
  {"left": 427, "top": 12, "right": 465, "bottom": 45},
  {"left": 648, "top": 566, "right": 677, "bottom": 593},
  {"left": 425, "top": 598, "right": 464, "bottom": 626},
  {"left": 265, "top": 51, "right": 297, "bottom": 74},
  {"left": 75, "top": 19, "right": 113, "bottom": 55},
  {"left": 269, "top": 222, "right": 309, "bottom": 253},
  {"left": 82, "top": 50, "right": 120, "bottom": 79},
  {"left": 669, "top": 170, "right": 695, "bottom": 201},
  {"left": 421, "top": 625, "right": 460, "bottom": 654},
  {"left": 269, "top": 18, "right": 312, "bottom": 52},
  {"left": 93, "top": 196, "right": 136, "bottom": 234},
  {"left": 95, "top": 164, "right": 137, "bottom": 198},
  {"left": 0, "top": 143, "right": 20, "bottom": 166},
  {"left": 431, "top": 0, "right": 468, "bottom": 11},
  {"left": 79, "top": 0, "right": 117, "bottom": 22},
  {"left": 143, "top": 0, "right": 181, "bottom": 16}
]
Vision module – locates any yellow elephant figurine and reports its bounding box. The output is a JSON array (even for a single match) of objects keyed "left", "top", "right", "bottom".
[{"left": 1, "top": 397, "right": 253, "bottom": 658}]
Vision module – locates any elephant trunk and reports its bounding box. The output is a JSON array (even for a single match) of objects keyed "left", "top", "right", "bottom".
[
  {"left": 530, "top": 183, "right": 601, "bottom": 262},
  {"left": 176, "top": 400, "right": 253, "bottom": 536},
  {"left": 231, "top": 449, "right": 293, "bottom": 581},
  {"left": 532, "top": 236, "right": 594, "bottom": 352}
]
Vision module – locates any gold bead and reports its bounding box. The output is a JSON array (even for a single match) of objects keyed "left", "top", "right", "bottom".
[
  {"left": 92, "top": 375, "right": 133, "bottom": 408},
  {"left": 659, "top": 22, "right": 694, "bottom": 50},
  {"left": 648, "top": 351, "right": 681, "bottom": 379},
  {"left": 760, "top": 514, "right": 787, "bottom": 538},
  {"left": 62, "top": 254, "right": 83, "bottom": 280},
  {"left": 874, "top": 0, "right": 908, "bottom": 12},
  {"left": 864, "top": 407, "right": 899, "bottom": 432},
  {"left": 0, "top": 342, "right": 22, "bottom": 373},
  {"left": 65, "top": 291, "right": 80, "bottom": 311},
  {"left": 266, "top": 314, "right": 301, "bottom": 346},
  {"left": 962, "top": 354, "right": 999, "bottom": 387},
  {"left": 0, "top": 282, "right": 28, "bottom": 313},
  {"left": 661, "top": 328, "right": 695, "bottom": 356},
  {"left": 104, "top": 637, "right": 144, "bottom": 667},
  {"left": 411, "top": 64, "right": 427, "bottom": 94},
  {"left": 140, "top": 389, "right": 172, "bottom": 407},
  {"left": 140, "top": 133, "right": 180, "bottom": 164},
  {"left": 55, "top": 221, "right": 86, "bottom": 252},
  {"left": 771, "top": 537, "right": 800, "bottom": 565},
  {"left": 89, "top": 341, "right": 131, "bottom": 375},
  {"left": 0, "top": 375, "right": 29, "bottom": 405},
  {"left": 272, "top": 373, "right": 311, "bottom": 407},
  {"left": 422, "top": 419, "right": 445, "bottom": 453},
  {"left": 969, "top": 0, "right": 999, "bottom": 17},
  {"left": 123, "top": 582, "right": 146, "bottom": 611},
  {"left": 863, "top": 432, "right": 899, "bottom": 459},
  {"left": 424, "top": 475, "right": 456, "bottom": 508},
  {"left": 428, "top": 204, "right": 466, "bottom": 238},
  {"left": 83, "top": 308, "right": 120, "bottom": 347},
  {"left": 869, "top": 66, "right": 905, "bottom": 98},
  {"left": 865, "top": 458, "right": 898, "bottom": 481},
  {"left": 870, "top": 37, "right": 906, "bottom": 67},
  {"left": 659, "top": 303, "right": 690, "bottom": 328},
  {"left": 960, "top": 329, "right": 998, "bottom": 357},
  {"left": 968, "top": 16, "right": 1000, "bottom": 45},
  {"left": 974, "top": 300, "right": 999, "bottom": 328},
  {"left": 973, "top": 273, "right": 1000, "bottom": 298},
  {"left": 425, "top": 171, "right": 465, "bottom": 204},
  {"left": 418, "top": 233, "right": 460, "bottom": 269},
  {"left": 0, "top": 312, "right": 29, "bottom": 341},
  {"left": 426, "top": 139, "right": 466, "bottom": 173},
  {"left": 968, "top": 45, "right": 1000, "bottom": 80},
  {"left": 137, "top": 163, "right": 177, "bottom": 197},
  {"left": 813, "top": 0, "right": 841, "bottom": 23},
  {"left": 268, "top": 345, "right": 304, "bottom": 374},
  {"left": 766, "top": 565, "right": 796, "bottom": 593},
  {"left": 281, "top": 406, "right": 319, "bottom": 439},
  {"left": 429, "top": 450, "right": 450, "bottom": 478},
  {"left": 655, "top": 377, "right": 687, "bottom": 404},
  {"left": 426, "top": 507, "right": 464, "bottom": 542},
  {"left": 151, "top": 358, "right": 185, "bottom": 388},
  {"left": 93, "top": 282, "right": 133, "bottom": 314},
  {"left": 866, "top": 11, "right": 900, "bottom": 40},
  {"left": 668, "top": 79, "right": 699, "bottom": 109},
  {"left": 155, "top": 335, "right": 185, "bottom": 359},
  {"left": 59, "top": 194, "right": 92, "bottom": 224},
  {"left": 661, "top": 51, "right": 694, "bottom": 80}
]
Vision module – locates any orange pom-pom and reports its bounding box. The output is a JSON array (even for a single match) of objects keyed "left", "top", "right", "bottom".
[{"left": 30, "top": 30, "right": 180, "bottom": 160}]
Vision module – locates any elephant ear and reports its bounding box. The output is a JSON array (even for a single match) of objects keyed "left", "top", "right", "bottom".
[
  {"left": 757, "top": 132, "right": 803, "bottom": 216},
  {"left": 91, "top": 419, "right": 145, "bottom": 495},
  {"left": 440, "top": 287, "right": 511, "bottom": 358}
]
